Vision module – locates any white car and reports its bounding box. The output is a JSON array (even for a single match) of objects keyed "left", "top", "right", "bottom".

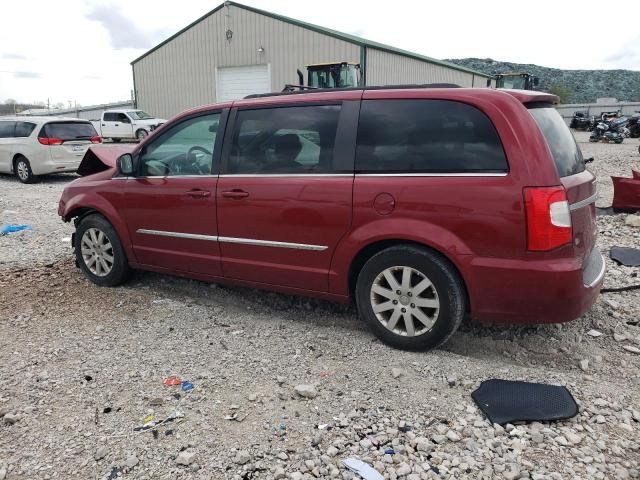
[
  {"left": 92, "top": 110, "right": 166, "bottom": 142},
  {"left": 0, "top": 117, "right": 101, "bottom": 183}
]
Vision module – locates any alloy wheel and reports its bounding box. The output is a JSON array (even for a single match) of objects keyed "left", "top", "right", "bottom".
[
  {"left": 81, "top": 228, "right": 115, "bottom": 277},
  {"left": 370, "top": 266, "right": 440, "bottom": 337},
  {"left": 17, "top": 160, "right": 29, "bottom": 181}
]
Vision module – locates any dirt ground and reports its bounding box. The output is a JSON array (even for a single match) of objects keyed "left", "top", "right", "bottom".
[{"left": 0, "top": 132, "right": 639, "bottom": 480}]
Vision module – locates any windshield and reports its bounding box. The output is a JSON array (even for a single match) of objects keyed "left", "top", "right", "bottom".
[
  {"left": 308, "top": 66, "right": 358, "bottom": 88},
  {"left": 529, "top": 106, "right": 585, "bottom": 177},
  {"left": 128, "top": 111, "right": 153, "bottom": 120},
  {"left": 44, "top": 122, "right": 97, "bottom": 140}
]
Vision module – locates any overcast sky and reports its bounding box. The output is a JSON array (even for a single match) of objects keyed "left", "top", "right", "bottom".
[{"left": 1, "top": 0, "right": 639, "bottom": 106}]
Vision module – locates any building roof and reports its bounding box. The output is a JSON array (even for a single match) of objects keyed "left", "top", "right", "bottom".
[{"left": 131, "top": 1, "right": 492, "bottom": 79}]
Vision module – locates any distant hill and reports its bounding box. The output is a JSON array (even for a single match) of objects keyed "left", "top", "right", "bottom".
[{"left": 445, "top": 58, "right": 640, "bottom": 104}]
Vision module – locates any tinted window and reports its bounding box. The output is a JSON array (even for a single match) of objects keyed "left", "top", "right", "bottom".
[
  {"left": 43, "top": 122, "right": 97, "bottom": 140},
  {"left": 103, "top": 113, "right": 118, "bottom": 121},
  {"left": 15, "top": 122, "right": 36, "bottom": 137},
  {"left": 139, "top": 113, "right": 220, "bottom": 177},
  {"left": 117, "top": 113, "right": 130, "bottom": 123},
  {"left": 0, "top": 121, "right": 16, "bottom": 138},
  {"left": 529, "top": 106, "right": 585, "bottom": 178},
  {"left": 228, "top": 105, "right": 341, "bottom": 174},
  {"left": 356, "top": 100, "right": 508, "bottom": 173}
]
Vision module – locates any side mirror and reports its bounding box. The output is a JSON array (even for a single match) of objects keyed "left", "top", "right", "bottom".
[{"left": 117, "top": 153, "right": 134, "bottom": 176}]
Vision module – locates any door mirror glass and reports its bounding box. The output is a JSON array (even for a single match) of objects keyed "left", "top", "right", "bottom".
[{"left": 117, "top": 153, "right": 134, "bottom": 176}]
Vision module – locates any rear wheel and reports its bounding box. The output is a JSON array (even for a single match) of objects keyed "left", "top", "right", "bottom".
[
  {"left": 355, "top": 245, "right": 465, "bottom": 351},
  {"left": 75, "top": 214, "right": 131, "bottom": 286},
  {"left": 14, "top": 156, "right": 37, "bottom": 184}
]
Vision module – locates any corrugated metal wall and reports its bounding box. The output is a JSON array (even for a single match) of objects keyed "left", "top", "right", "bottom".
[
  {"left": 366, "top": 48, "right": 486, "bottom": 88},
  {"left": 133, "top": 4, "right": 360, "bottom": 118}
]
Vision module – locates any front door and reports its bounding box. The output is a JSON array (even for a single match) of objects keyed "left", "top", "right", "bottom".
[
  {"left": 121, "top": 111, "right": 225, "bottom": 276},
  {"left": 216, "top": 102, "right": 358, "bottom": 292}
]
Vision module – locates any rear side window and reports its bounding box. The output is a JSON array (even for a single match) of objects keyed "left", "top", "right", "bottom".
[
  {"left": 528, "top": 106, "right": 585, "bottom": 177},
  {"left": 15, "top": 122, "right": 36, "bottom": 137},
  {"left": 104, "top": 112, "right": 118, "bottom": 121},
  {"left": 356, "top": 100, "right": 508, "bottom": 173},
  {"left": 42, "top": 122, "right": 98, "bottom": 140},
  {"left": 228, "top": 105, "right": 341, "bottom": 174},
  {"left": 0, "top": 121, "right": 16, "bottom": 138}
]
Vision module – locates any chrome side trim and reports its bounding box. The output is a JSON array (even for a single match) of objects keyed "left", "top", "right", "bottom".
[
  {"left": 112, "top": 175, "right": 219, "bottom": 180},
  {"left": 355, "top": 172, "right": 508, "bottom": 177},
  {"left": 584, "top": 252, "right": 606, "bottom": 289},
  {"left": 218, "top": 236, "right": 328, "bottom": 251},
  {"left": 219, "top": 174, "right": 353, "bottom": 178},
  {"left": 569, "top": 192, "right": 598, "bottom": 211},
  {"left": 136, "top": 229, "right": 218, "bottom": 242},
  {"left": 135, "top": 229, "right": 328, "bottom": 251}
]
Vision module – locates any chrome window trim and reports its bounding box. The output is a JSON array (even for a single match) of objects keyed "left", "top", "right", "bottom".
[
  {"left": 219, "top": 173, "right": 353, "bottom": 178},
  {"left": 112, "top": 175, "right": 220, "bottom": 180},
  {"left": 569, "top": 192, "right": 598, "bottom": 211},
  {"left": 355, "top": 172, "right": 508, "bottom": 177},
  {"left": 137, "top": 229, "right": 218, "bottom": 242},
  {"left": 217, "top": 236, "right": 327, "bottom": 251},
  {"left": 135, "top": 229, "right": 327, "bottom": 251}
]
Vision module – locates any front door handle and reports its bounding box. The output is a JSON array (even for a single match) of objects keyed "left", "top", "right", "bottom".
[
  {"left": 221, "top": 189, "right": 249, "bottom": 199},
  {"left": 186, "top": 189, "right": 211, "bottom": 198}
]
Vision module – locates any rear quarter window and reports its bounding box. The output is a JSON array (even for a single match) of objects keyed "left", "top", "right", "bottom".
[
  {"left": 15, "top": 122, "right": 36, "bottom": 137},
  {"left": 0, "top": 121, "right": 16, "bottom": 138},
  {"left": 356, "top": 99, "right": 508, "bottom": 173},
  {"left": 528, "top": 106, "right": 585, "bottom": 178}
]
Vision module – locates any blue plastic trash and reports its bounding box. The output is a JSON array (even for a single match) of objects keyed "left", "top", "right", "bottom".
[
  {"left": 181, "top": 380, "right": 194, "bottom": 392},
  {"left": 0, "top": 224, "right": 32, "bottom": 236}
]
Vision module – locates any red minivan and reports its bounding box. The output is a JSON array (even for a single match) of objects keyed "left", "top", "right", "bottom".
[{"left": 58, "top": 87, "right": 604, "bottom": 350}]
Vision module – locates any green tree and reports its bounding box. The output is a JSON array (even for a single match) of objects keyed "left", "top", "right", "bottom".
[{"left": 549, "top": 83, "right": 571, "bottom": 104}]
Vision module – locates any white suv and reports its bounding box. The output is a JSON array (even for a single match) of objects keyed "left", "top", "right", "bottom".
[{"left": 0, "top": 117, "right": 101, "bottom": 183}]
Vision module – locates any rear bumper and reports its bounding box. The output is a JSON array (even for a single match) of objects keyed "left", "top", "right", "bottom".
[
  {"left": 31, "top": 159, "right": 81, "bottom": 175},
  {"left": 465, "top": 248, "right": 605, "bottom": 325}
]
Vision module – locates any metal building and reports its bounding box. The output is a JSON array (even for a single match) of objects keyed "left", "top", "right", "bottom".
[{"left": 131, "top": 1, "right": 493, "bottom": 118}]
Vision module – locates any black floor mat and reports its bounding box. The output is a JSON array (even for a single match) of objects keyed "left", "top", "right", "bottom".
[
  {"left": 610, "top": 246, "right": 640, "bottom": 267},
  {"left": 471, "top": 379, "right": 578, "bottom": 425}
]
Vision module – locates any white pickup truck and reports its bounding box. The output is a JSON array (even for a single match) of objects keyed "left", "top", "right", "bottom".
[{"left": 92, "top": 109, "right": 166, "bottom": 142}]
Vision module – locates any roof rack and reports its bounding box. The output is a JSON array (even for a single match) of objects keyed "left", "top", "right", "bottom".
[{"left": 244, "top": 83, "right": 461, "bottom": 99}]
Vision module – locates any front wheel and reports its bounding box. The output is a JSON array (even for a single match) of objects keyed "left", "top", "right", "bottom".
[
  {"left": 75, "top": 214, "right": 131, "bottom": 286},
  {"left": 14, "top": 156, "right": 37, "bottom": 184},
  {"left": 136, "top": 129, "right": 148, "bottom": 141},
  {"left": 355, "top": 245, "right": 465, "bottom": 351}
]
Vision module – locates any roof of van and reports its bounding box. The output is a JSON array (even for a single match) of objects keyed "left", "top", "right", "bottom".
[{"left": 0, "top": 116, "right": 92, "bottom": 123}]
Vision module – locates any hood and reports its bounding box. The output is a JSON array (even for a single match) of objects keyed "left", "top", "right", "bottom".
[
  {"left": 77, "top": 144, "right": 135, "bottom": 176},
  {"left": 137, "top": 118, "right": 165, "bottom": 125}
]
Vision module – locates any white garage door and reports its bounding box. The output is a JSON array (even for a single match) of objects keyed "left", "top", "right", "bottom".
[{"left": 216, "top": 65, "right": 271, "bottom": 102}]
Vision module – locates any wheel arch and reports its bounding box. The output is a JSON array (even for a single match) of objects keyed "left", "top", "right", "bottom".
[
  {"left": 12, "top": 153, "right": 27, "bottom": 173},
  {"left": 346, "top": 239, "right": 470, "bottom": 313}
]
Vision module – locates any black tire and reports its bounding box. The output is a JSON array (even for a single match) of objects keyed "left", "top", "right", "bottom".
[
  {"left": 355, "top": 245, "right": 465, "bottom": 351},
  {"left": 75, "top": 214, "right": 131, "bottom": 287},
  {"left": 14, "top": 156, "right": 37, "bottom": 184},
  {"left": 135, "top": 129, "right": 148, "bottom": 141},
  {"left": 111, "top": 138, "right": 121, "bottom": 143}
]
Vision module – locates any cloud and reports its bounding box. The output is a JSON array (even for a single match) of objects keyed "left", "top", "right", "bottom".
[
  {"left": 86, "top": 5, "right": 154, "bottom": 49},
  {"left": 2, "top": 53, "right": 28, "bottom": 60},
  {"left": 14, "top": 71, "right": 41, "bottom": 79},
  {"left": 604, "top": 36, "right": 640, "bottom": 69}
]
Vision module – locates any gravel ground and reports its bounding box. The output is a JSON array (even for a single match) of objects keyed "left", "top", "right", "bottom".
[{"left": 0, "top": 132, "right": 639, "bottom": 480}]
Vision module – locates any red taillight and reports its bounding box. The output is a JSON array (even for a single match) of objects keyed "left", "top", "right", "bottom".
[
  {"left": 38, "top": 137, "right": 63, "bottom": 146},
  {"left": 524, "top": 186, "right": 572, "bottom": 251},
  {"left": 90, "top": 136, "right": 102, "bottom": 144}
]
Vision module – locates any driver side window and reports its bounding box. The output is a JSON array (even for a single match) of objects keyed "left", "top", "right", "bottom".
[{"left": 139, "top": 113, "right": 220, "bottom": 177}]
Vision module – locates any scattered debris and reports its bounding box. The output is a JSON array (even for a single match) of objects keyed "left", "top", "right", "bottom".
[
  {"left": 176, "top": 450, "right": 197, "bottom": 466},
  {"left": 181, "top": 380, "right": 194, "bottom": 392},
  {"left": 625, "top": 214, "right": 640, "bottom": 227},
  {"left": 471, "top": 379, "right": 578, "bottom": 425},
  {"left": 273, "top": 423, "right": 287, "bottom": 440},
  {"left": 123, "top": 454, "right": 139, "bottom": 468},
  {"left": 0, "top": 224, "right": 31, "bottom": 236},
  {"left": 234, "top": 450, "right": 251, "bottom": 465},
  {"left": 107, "top": 467, "right": 123, "bottom": 480},
  {"left": 94, "top": 446, "right": 108, "bottom": 461},
  {"left": 623, "top": 345, "right": 640, "bottom": 354},
  {"left": 579, "top": 359, "right": 589, "bottom": 372},
  {"left": 133, "top": 410, "right": 184, "bottom": 432},
  {"left": 294, "top": 384, "right": 318, "bottom": 399},
  {"left": 586, "top": 329, "right": 603, "bottom": 337},
  {"left": 163, "top": 376, "right": 181, "bottom": 386},
  {"left": 3, "top": 413, "right": 20, "bottom": 425},
  {"left": 342, "top": 458, "right": 384, "bottom": 480},
  {"left": 610, "top": 246, "right": 640, "bottom": 267},
  {"left": 391, "top": 368, "right": 404, "bottom": 379},
  {"left": 612, "top": 172, "right": 640, "bottom": 212}
]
